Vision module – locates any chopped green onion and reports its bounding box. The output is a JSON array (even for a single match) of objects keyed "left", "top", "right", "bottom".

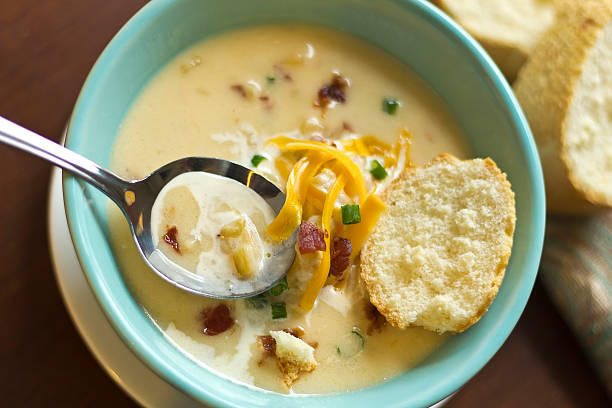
[
  {"left": 271, "top": 302, "right": 287, "bottom": 319},
  {"left": 369, "top": 159, "right": 388, "bottom": 180},
  {"left": 382, "top": 97, "right": 400, "bottom": 115},
  {"left": 351, "top": 328, "right": 365, "bottom": 348},
  {"left": 266, "top": 75, "right": 276, "bottom": 84},
  {"left": 268, "top": 277, "right": 289, "bottom": 296},
  {"left": 341, "top": 204, "right": 361, "bottom": 225},
  {"left": 336, "top": 327, "right": 366, "bottom": 357},
  {"left": 251, "top": 154, "right": 267, "bottom": 167},
  {"left": 246, "top": 293, "right": 268, "bottom": 309}
]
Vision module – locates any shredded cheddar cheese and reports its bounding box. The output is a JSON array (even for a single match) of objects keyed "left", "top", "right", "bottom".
[
  {"left": 297, "top": 153, "right": 329, "bottom": 201},
  {"left": 299, "top": 171, "right": 347, "bottom": 311},
  {"left": 266, "top": 131, "right": 410, "bottom": 311},
  {"left": 274, "top": 154, "right": 297, "bottom": 181},
  {"left": 341, "top": 193, "right": 386, "bottom": 256},
  {"left": 306, "top": 184, "right": 326, "bottom": 211},
  {"left": 266, "top": 157, "right": 306, "bottom": 242},
  {"left": 393, "top": 129, "right": 413, "bottom": 172},
  {"left": 267, "top": 153, "right": 330, "bottom": 241},
  {"left": 341, "top": 135, "right": 397, "bottom": 168},
  {"left": 266, "top": 136, "right": 367, "bottom": 204}
]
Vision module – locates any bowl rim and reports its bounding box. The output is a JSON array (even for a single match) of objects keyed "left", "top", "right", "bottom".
[{"left": 63, "top": 0, "right": 546, "bottom": 406}]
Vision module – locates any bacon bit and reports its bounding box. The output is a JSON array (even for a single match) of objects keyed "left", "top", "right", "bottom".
[
  {"left": 329, "top": 237, "right": 352, "bottom": 278},
  {"left": 315, "top": 73, "right": 349, "bottom": 110},
  {"left": 273, "top": 64, "right": 293, "bottom": 81},
  {"left": 163, "top": 226, "right": 180, "bottom": 253},
  {"left": 342, "top": 121, "right": 353, "bottom": 131},
  {"left": 283, "top": 326, "right": 305, "bottom": 338},
  {"left": 259, "top": 95, "right": 273, "bottom": 110},
  {"left": 258, "top": 335, "right": 276, "bottom": 354},
  {"left": 364, "top": 302, "right": 387, "bottom": 335},
  {"left": 201, "top": 304, "right": 234, "bottom": 336},
  {"left": 308, "top": 341, "right": 319, "bottom": 349},
  {"left": 230, "top": 84, "right": 247, "bottom": 98},
  {"left": 298, "top": 222, "right": 326, "bottom": 254}
]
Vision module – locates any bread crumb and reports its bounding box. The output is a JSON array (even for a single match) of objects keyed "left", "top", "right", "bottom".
[{"left": 269, "top": 330, "right": 317, "bottom": 387}]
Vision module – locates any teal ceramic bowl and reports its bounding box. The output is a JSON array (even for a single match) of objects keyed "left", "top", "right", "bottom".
[{"left": 64, "top": 0, "right": 545, "bottom": 406}]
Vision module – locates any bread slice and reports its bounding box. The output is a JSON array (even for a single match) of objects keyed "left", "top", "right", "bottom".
[
  {"left": 361, "top": 154, "right": 515, "bottom": 333},
  {"left": 513, "top": 0, "right": 612, "bottom": 214},
  {"left": 432, "top": 0, "right": 557, "bottom": 82},
  {"left": 269, "top": 330, "right": 317, "bottom": 387}
]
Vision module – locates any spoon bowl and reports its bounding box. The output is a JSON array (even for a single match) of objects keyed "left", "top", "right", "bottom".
[
  {"left": 126, "top": 157, "right": 297, "bottom": 298},
  {"left": 0, "top": 116, "right": 296, "bottom": 298}
]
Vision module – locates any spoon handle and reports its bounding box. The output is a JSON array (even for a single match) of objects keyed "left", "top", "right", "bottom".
[{"left": 0, "top": 116, "right": 130, "bottom": 206}]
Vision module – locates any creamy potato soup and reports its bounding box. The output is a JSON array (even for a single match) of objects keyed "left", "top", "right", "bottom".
[
  {"left": 151, "top": 171, "right": 277, "bottom": 290},
  {"left": 109, "top": 25, "right": 471, "bottom": 394}
]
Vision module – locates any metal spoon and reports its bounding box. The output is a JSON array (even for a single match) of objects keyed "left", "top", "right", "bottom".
[{"left": 0, "top": 116, "right": 296, "bottom": 298}]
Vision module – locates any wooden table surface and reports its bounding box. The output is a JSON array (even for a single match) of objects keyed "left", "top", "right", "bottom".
[{"left": 0, "top": 1, "right": 609, "bottom": 406}]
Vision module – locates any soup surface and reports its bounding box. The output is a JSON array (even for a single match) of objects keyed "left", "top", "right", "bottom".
[{"left": 109, "top": 25, "right": 471, "bottom": 394}]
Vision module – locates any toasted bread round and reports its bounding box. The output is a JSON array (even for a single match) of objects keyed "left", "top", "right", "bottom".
[
  {"left": 513, "top": 0, "right": 612, "bottom": 214},
  {"left": 433, "top": 0, "right": 557, "bottom": 81},
  {"left": 361, "top": 154, "right": 516, "bottom": 333}
]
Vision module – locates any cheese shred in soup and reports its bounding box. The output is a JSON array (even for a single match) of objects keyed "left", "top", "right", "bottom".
[{"left": 108, "top": 25, "right": 471, "bottom": 394}]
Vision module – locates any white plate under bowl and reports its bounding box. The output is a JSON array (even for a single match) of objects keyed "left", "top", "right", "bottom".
[{"left": 48, "top": 157, "right": 454, "bottom": 408}]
